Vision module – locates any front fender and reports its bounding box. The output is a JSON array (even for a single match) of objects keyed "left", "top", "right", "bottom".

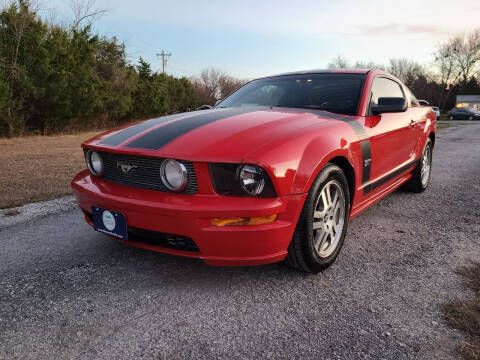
[
  {"left": 244, "top": 127, "right": 359, "bottom": 196},
  {"left": 291, "top": 138, "right": 356, "bottom": 194}
]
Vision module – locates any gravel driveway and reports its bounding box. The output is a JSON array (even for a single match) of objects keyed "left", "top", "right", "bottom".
[{"left": 1, "top": 122, "right": 479, "bottom": 359}]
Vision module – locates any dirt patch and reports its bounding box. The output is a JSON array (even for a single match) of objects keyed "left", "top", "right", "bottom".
[
  {"left": 443, "top": 264, "right": 480, "bottom": 360},
  {"left": 0, "top": 132, "right": 100, "bottom": 209},
  {"left": 3, "top": 209, "right": 20, "bottom": 216}
]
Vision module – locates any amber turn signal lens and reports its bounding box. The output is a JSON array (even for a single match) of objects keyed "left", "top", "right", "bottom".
[{"left": 211, "top": 214, "right": 278, "bottom": 227}]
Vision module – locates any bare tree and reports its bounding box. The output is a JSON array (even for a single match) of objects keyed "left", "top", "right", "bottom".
[
  {"left": 218, "top": 74, "right": 246, "bottom": 99},
  {"left": 433, "top": 40, "right": 461, "bottom": 110},
  {"left": 353, "top": 60, "right": 385, "bottom": 71},
  {"left": 388, "top": 58, "right": 424, "bottom": 87},
  {"left": 327, "top": 56, "right": 385, "bottom": 70},
  {"left": 450, "top": 29, "right": 480, "bottom": 87},
  {"left": 69, "top": 0, "right": 107, "bottom": 31},
  {"left": 432, "top": 28, "right": 480, "bottom": 110},
  {"left": 191, "top": 68, "right": 222, "bottom": 105},
  {"left": 191, "top": 68, "right": 246, "bottom": 105},
  {"left": 327, "top": 55, "right": 349, "bottom": 69}
]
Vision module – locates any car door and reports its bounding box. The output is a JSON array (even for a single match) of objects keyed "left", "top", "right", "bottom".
[
  {"left": 404, "top": 86, "right": 428, "bottom": 157},
  {"left": 363, "top": 76, "right": 417, "bottom": 184}
]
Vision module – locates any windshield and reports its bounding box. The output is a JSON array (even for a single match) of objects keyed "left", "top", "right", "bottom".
[
  {"left": 432, "top": 107, "right": 439, "bottom": 111},
  {"left": 216, "top": 73, "right": 366, "bottom": 116}
]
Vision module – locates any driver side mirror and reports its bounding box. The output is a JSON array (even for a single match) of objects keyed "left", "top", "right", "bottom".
[{"left": 371, "top": 97, "right": 407, "bottom": 115}]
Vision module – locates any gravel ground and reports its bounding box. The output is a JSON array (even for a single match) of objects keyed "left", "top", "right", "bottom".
[
  {"left": 0, "top": 196, "right": 76, "bottom": 228},
  {"left": 0, "top": 122, "right": 479, "bottom": 359}
]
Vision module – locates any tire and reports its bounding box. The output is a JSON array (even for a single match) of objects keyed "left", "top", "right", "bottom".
[
  {"left": 286, "top": 163, "right": 350, "bottom": 273},
  {"left": 449, "top": 115, "right": 454, "bottom": 120},
  {"left": 403, "top": 138, "right": 433, "bottom": 193},
  {"left": 469, "top": 116, "right": 473, "bottom": 120}
]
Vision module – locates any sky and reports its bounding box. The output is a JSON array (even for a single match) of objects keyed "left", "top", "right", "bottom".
[{"left": 43, "top": 0, "right": 480, "bottom": 79}]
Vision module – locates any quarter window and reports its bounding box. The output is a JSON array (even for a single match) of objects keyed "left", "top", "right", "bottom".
[{"left": 405, "top": 87, "right": 419, "bottom": 107}]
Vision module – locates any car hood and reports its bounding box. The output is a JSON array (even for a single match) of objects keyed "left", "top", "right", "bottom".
[{"left": 84, "top": 107, "right": 350, "bottom": 162}]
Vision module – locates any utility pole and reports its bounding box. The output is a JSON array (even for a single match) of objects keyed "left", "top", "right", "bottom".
[{"left": 156, "top": 49, "right": 172, "bottom": 74}]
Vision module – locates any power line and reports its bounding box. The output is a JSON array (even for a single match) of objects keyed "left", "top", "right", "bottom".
[{"left": 156, "top": 49, "right": 172, "bottom": 74}]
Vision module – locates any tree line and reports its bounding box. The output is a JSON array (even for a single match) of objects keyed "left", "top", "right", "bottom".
[
  {"left": 0, "top": 1, "right": 203, "bottom": 137},
  {"left": 327, "top": 28, "right": 480, "bottom": 111},
  {"left": 1, "top": 1, "right": 479, "bottom": 137}
]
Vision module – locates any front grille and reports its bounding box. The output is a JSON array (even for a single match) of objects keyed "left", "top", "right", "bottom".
[
  {"left": 128, "top": 227, "right": 199, "bottom": 252},
  {"left": 97, "top": 151, "right": 197, "bottom": 194}
]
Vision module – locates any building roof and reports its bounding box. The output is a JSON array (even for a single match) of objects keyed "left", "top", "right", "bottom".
[{"left": 457, "top": 95, "right": 480, "bottom": 102}]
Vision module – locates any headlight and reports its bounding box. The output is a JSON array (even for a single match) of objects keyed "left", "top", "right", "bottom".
[
  {"left": 160, "top": 159, "right": 188, "bottom": 192},
  {"left": 209, "top": 163, "right": 276, "bottom": 197},
  {"left": 238, "top": 165, "right": 265, "bottom": 196},
  {"left": 86, "top": 150, "right": 103, "bottom": 176}
]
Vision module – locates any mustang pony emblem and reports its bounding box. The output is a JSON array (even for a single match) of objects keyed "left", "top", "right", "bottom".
[{"left": 116, "top": 161, "right": 138, "bottom": 174}]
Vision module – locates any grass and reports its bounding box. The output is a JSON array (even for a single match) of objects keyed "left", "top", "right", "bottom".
[
  {"left": 437, "top": 122, "right": 455, "bottom": 131},
  {"left": 443, "top": 263, "right": 480, "bottom": 360},
  {"left": 0, "top": 131, "right": 100, "bottom": 209}
]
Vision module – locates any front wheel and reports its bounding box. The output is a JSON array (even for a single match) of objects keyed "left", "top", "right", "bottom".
[
  {"left": 286, "top": 163, "right": 350, "bottom": 273},
  {"left": 469, "top": 116, "right": 473, "bottom": 120},
  {"left": 449, "top": 115, "right": 454, "bottom": 120},
  {"left": 403, "top": 138, "right": 433, "bottom": 193}
]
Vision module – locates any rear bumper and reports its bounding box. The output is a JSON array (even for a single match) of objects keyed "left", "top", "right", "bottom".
[{"left": 71, "top": 170, "right": 306, "bottom": 266}]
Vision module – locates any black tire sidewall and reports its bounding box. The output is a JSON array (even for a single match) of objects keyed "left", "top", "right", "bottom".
[{"left": 300, "top": 164, "right": 351, "bottom": 272}]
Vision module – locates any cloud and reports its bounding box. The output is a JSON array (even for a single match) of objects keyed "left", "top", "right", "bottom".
[{"left": 359, "top": 22, "right": 443, "bottom": 36}]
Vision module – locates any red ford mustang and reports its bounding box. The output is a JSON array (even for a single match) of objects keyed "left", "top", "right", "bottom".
[{"left": 72, "top": 69, "right": 436, "bottom": 273}]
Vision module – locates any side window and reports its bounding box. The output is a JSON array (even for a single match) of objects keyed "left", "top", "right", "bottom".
[{"left": 370, "top": 77, "right": 405, "bottom": 110}]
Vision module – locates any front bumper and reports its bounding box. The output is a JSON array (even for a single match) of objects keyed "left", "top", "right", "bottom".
[{"left": 71, "top": 170, "right": 306, "bottom": 266}]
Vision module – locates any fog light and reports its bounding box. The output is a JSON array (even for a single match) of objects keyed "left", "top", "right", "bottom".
[
  {"left": 211, "top": 214, "right": 278, "bottom": 227},
  {"left": 160, "top": 159, "right": 188, "bottom": 191}
]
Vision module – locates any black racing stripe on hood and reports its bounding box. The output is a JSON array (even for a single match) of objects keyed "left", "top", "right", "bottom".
[
  {"left": 100, "top": 112, "right": 192, "bottom": 146},
  {"left": 313, "top": 110, "right": 368, "bottom": 140},
  {"left": 125, "top": 107, "right": 256, "bottom": 150}
]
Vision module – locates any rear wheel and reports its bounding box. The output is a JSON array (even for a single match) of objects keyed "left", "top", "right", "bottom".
[
  {"left": 403, "top": 138, "right": 433, "bottom": 193},
  {"left": 286, "top": 163, "right": 350, "bottom": 273},
  {"left": 469, "top": 116, "right": 473, "bottom": 120}
]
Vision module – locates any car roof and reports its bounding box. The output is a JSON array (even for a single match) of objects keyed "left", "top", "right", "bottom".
[
  {"left": 276, "top": 68, "right": 371, "bottom": 75},
  {"left": 258, "top": 68, "right": 375, "bottom": 80}
]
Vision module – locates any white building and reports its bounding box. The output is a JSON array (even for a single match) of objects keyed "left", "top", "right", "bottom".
[{"left": 456, "top": 95, "right": 480, "bottom": 110}]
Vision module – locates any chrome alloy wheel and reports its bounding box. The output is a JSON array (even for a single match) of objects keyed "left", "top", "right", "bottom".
[
  {"left": 312, "top": 180, "right": 346, "bottom": 258},
  {"left": 421, "top": 143, "right": 432, "bottom": 187}
]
